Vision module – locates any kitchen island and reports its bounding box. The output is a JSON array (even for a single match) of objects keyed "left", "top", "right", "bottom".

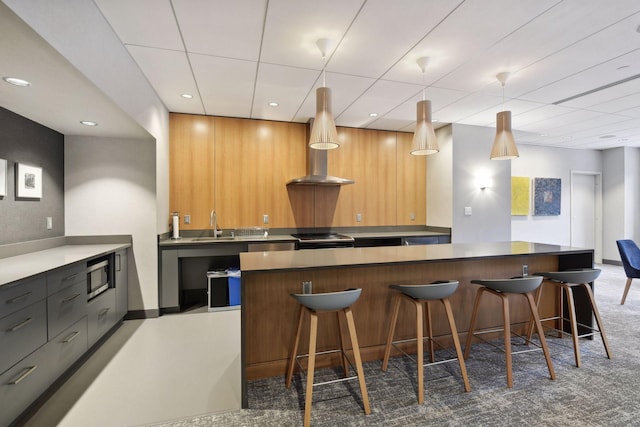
[{"left": 239, "top": 241, "right": 593, "bottom": 406}]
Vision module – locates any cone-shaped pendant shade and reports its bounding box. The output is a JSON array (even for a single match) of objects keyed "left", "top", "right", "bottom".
[
  {"left": 309, "top": 87, "right": 339, "bottom": 150},
  {"left": 490, "top": 110, "right": 519, "bottom": 160},
  {"left": 411, "top": 100, "right": 439, "bottom": 155}
]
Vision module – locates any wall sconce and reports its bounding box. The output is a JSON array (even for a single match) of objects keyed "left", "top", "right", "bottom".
[{"left": 475, "top": 175, "right": 492, "bottom": 190}]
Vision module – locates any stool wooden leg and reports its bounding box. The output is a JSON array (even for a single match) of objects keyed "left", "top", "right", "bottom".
[
  {"left": 621, "top": 278, "right": 633, "bottom": 305},
  {"left": 525, "top": 284, "right": 544, "bottom": 343},
  {"left": 582, "top": 283, "right": 613, "bottom": 360},
  {"left": 414, "top": 300, "right": 424, "bottom": 404},
  {"left": 425, "top": 300, "right": 435, "bottom": 363},
  {"left": 464, "top": 287, "right": 485, "bottom": 359},
  {"left": 563, "top": 285, "right": 582, "bottom": 367},
  {"left": 441, "top": 298, "right": 471, "bottom": 392},
  {"left": 303, "top": 311, "right": 318, "bottom": 427},
  {"left": 344, "top": 308, "right": 371, "bottom": 415},
  {"left": 286, "top": 305, "right": 305, "bottom": 388},
  {"left": 525, "top": 292, "right": 556, "bottom": 380},
  {"left": 337, "top": 312, "right": 349, "bottom": 377},
  {"left": 382, "top": 294, "right": 401, "bottom": 372},
  {"left": 499, "top": 293, "right": 513, "bottom": 388}
]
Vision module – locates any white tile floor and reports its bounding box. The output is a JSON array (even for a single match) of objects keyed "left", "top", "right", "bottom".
[{"left": 23, "top": 308, "right": 241, "bottom": 427}]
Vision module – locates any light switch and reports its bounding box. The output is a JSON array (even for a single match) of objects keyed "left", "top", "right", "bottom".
[
  {"left": 464, "top": 207, "right": 472, "bottom": 216},
  {"left": 46, "top": 216, "right": 53, "bottom": 229},
  {"left": 184, "top": 215, "right": 190, "bottom": 224},
  {"left": 356, "top": 213, "right": 362, "bottom": 222},
  {"left": 263, "top": 214, "right": 269, "bottom": 224},
  {"left": 410, "top": 213, "right": 415, "bottom": 221}
]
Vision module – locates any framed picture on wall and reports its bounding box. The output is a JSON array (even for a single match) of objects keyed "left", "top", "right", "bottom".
[
  {"left": 533, "top": 177, "right": 561, "bottom": 216},
  {"left": 16, "top": 163, "right": 42, "bottom": 199},
  {"left": 0, "top": 159, "right": 6, "bottom": 197}
]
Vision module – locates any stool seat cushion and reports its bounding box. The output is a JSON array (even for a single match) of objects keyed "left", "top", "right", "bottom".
[
  {"left": 291, "top": 288, "right": 362, "bottom": 311},
  {"left": 471, "top": 276, "right": 542, "bottom": 294},
  {"left": 390, "top": 281, "right": 459, "bottom": 300},
  {"left": 534, "top": 269, "right": 601, "bottom": 284}
]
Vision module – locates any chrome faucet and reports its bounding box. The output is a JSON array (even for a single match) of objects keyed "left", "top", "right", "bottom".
[{"left": 210, "top": 210, "right": 222, "bottom": 238}]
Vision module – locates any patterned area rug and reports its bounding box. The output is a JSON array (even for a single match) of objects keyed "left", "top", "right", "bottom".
[{"left": 152, "top": 263, "right": 640, "bottom": 426}]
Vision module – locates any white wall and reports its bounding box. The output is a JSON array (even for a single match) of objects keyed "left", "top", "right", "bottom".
[
  {"left": 625, "top": 147, "right": 640, "bottom": 242},
  {"left": 65, "top": 136, "right": 157, "bottom": 312},
  {"left": 602, "top": 148, "right": 625, "bottom": 260},
  {"left": 427, "top": 126, "right": 453, "bottom": 227},
  {"left": 511, "top": 144, "right": 602, "bottom": 246},
  {"left": 451, "top": 124, "right": 511, "bottom": 243}
]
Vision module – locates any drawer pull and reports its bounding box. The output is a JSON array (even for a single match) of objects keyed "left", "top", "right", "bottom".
[
  {"left": 61, "top": 293, "right": 81, "bottom": 303},
  {"left": 98, "top": 307, "right": 110, "bottom": 318},
  {"left": 63, "top": 330, "right": 81, "bottom": 343},
  {"left": 7, "top": 317, "right": 33, "bottom": 332},
  {"left": 62, "top": 272, "right": 82, "bottom": 284},
  {"left": 6, "top": 291, "right": 33, "bottom": 304},
  {"left": 8, "top": 365, "right": 38, "bottom": 385}
]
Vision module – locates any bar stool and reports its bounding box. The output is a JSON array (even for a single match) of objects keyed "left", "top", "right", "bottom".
[
  {"left": 381, "top": 280, "right": 471, "bottom": 403},
  {"left": 285, "top": 288, "right": 370, "bottom": 427},
  {"left": 464, "top": 276, "right": 555, "bottom": 388},
  {"left": 525, "top": 269, "right": 612, "bottom": 367}
]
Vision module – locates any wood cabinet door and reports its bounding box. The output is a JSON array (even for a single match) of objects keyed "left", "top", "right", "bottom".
[{"left": 169, "top": 113, "right": 215, "bottom": 230}]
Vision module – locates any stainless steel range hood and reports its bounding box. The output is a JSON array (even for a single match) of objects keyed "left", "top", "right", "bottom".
[{"left": 287, "top": 120, "right": 355, "bottom": 186}]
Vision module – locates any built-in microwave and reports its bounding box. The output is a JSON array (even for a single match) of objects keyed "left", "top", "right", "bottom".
[{"left": 87, "top": 257, "right": 111, "bottom": 300}]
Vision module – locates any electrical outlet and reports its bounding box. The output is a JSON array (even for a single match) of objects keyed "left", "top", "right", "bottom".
[
  {"left": 46, "top": 217, "right": 52, "bottom": 230},
  {"left": 356, "top": 213, "right": 362, "bottom": 222},
  {"left": 522, "top": 264, "right": 528, "bottom": 276},
  {"left": 263, "top": 214, "right": 269, "bottom": 224},
  {"left": 464, "top": 207, "right": 472, "bottom": 216},
  {"left": 184, "top": 214, "right": 190, "bottom": 224},
  {"left": 410, "top": 213, "right": 415, "bottom": 221}
]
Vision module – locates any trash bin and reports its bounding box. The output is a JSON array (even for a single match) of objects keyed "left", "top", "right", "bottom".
[{"left": 227, "top": 268, "right": 241, "bottom": 306}]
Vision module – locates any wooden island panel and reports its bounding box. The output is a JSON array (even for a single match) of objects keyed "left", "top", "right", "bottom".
[{"left": 243, "top": 252, "right": 559, "bottom": 380}]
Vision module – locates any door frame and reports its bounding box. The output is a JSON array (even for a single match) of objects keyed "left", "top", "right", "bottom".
[{"left": 570, "top": 170, "right": 602, "bottom": 264}]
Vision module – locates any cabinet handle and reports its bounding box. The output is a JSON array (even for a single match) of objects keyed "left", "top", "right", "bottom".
[
  {"left": 6, "top": 291, "right": 33, "bottom": 304},
  {"left": 116, "top": 253, "right": 121, "bottom": 271},
  {"left": 7, "top": 317, "right": 33, "bottom": 332},
  {"left": 8, "top": 365, "right": 38, "bottom": 385},
  {"left": 98, "top": 307, "right": 110, "bottom": 318},
  {"left": 61, "top": 293, "right": 81, "bottom": 303},
  {"left": 62, "top": 330, "right": 80, "bottom": 343},
  {"left": 62, "top": 272, "right": 81, "bottom": 284}
]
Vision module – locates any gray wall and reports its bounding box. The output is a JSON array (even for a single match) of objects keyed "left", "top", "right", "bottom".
[{"left": 0, "top": 107, "right": 64, "bottom": 244}]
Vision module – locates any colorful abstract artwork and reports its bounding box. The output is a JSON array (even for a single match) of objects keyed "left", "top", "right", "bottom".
[
  {"left": 511, "top": 176, "right": 530, "bottom": 216},
  {"left": 533, "top": 177, "right": 561, "bottom": 216}
]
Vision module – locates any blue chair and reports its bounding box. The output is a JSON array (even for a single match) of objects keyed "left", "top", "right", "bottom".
[{"left": 617, "top": 239, "right": 640, "bottom": 305}]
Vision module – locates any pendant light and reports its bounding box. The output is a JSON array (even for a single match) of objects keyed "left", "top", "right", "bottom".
[
  {"left": 411, "top": 57, "right": 439, "bottom": 155},
  {"left": 309, "top": 38, "right": 339, "bottom": 150},
  {"left": 490, "top": 72, "right": 519, "bottom": 160}
]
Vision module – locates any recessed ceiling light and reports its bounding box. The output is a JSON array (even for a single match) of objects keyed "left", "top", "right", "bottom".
[
  {"left": 599, "top": 134, "right": 616, "bottom": 139},
  {"left": 268, "top": 101, "right": 279, "bottom": 107},
  {"left": 369, "top": 113, "right": 378, "bottom": 117},
  {"left": 3, "top": 76, "right": 31, "bottom": 87},
  {"left": 80, "top": 120, "right": 98, "bottom": 127},
  {"left": 181, "top": 93, "right": 193, "bottom": 99}
]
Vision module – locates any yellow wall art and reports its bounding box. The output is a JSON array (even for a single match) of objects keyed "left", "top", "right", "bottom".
[{"left": 511, "top": 176, "right": 530, "bottom": 216}]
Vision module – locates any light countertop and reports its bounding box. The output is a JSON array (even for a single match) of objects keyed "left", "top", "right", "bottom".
[
  {"left": 0, "top": 243, "right": 131, "bottom": 287},
  {"left": 239, "top": 241, "right": 592, "bottom": 273}
]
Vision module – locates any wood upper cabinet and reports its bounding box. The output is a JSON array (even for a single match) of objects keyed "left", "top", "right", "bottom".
[
  {"left": 169, "top": 113, "right": 215, "bottom": 229},
  {"left": 330, "top": 128, "right": 398, "bottom": 226},
  {"left": 396, "top": 132, "right": 426, "bottom": 225},
  {"left": 214, "top": 117, "right": 307, "bottom": 228}
]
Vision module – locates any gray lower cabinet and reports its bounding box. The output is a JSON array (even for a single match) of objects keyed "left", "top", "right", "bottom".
[
  {"left": 1, "top": 248, "right": 128, "bottom": 426},
  {"left": 87, "top": 289, "right": 117, "bottom": 348}
]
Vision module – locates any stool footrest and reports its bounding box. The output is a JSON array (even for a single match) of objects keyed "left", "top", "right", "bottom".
[
  {"left": 470, "top": 328, "right": 545, "bottom": 356},
  {"left": 294, "top": 349, "right": 360, "bottom": 389}
]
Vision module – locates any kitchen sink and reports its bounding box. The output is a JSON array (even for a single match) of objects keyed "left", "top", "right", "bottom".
[{"left": 191, "top": 236, "right": 236, "bottom": 241}]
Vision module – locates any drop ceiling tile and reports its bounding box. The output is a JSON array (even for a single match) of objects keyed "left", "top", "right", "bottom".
[
  {"left": 172, "top": 0, "right": 266, "bottom": 60},
  {"left": 127, "top": 45, "right": 204, "bottom": 114},
  {"left": 327, "top": 0, "right": 463, "bottom": 78},
  {"left": 365, "top": 117, "right": 414, "bottom": 131},
  {"left": 95, "top": 0, "right": 183, "bottom": 50},
  {"left": 251, "top": 63, "right": 319, "bottom": 121},
  {"left": 463, "top": 99, "right": 546, "bottom": 127},
  {"left": 189, "top": 53, "right": 256, "bottom": 117},
  {"left": 557, "top": 76, "right": 640, "bottom": 110},
  {"left": 260, "top": 0, "right": 364, "bottom": 69}
]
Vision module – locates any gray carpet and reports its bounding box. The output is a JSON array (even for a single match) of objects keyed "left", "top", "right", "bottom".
[{"left": 153, "top": 263, "right": 640, "bottom": 426}]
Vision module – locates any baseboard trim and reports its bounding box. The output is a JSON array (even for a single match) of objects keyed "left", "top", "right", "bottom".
[
  {"left": 125, "top": 309, "right": 159, "bottom": 319},
  {"left": 602, "top": 259, "right": 622, "bottom": 266}
]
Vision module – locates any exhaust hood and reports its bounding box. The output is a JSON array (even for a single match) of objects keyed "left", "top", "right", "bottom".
[
  {"left": 287, "top": 120, "right": 354, "bottom": 186},
  {"left": 287, "top": 148, "right": 354, "bottom": 185}
]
